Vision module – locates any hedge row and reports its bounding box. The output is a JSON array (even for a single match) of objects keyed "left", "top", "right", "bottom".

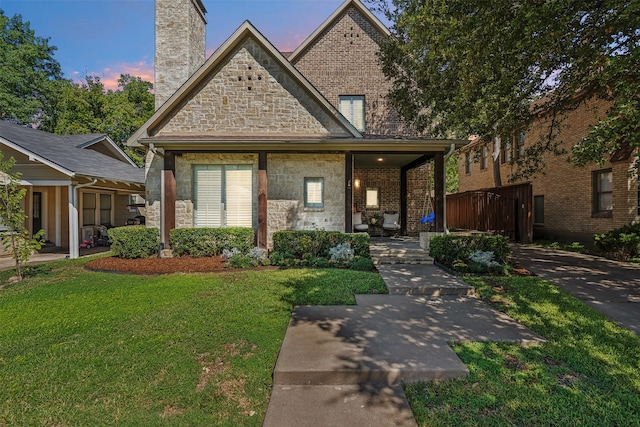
[
  {"left": 108, "top": 226, "right": 159, "bottom": 259},
  {"left": 594, "top": 223, "right": 640, "bottom": 261},
  {"left": 429, "top": 234, "right": 511, "bottom": 266},
  {"left": 272, "top": 230, "right": 370, "bottom": 259},
  {"left": 170, "top": 227, "right": 254, "bottom": 257}
]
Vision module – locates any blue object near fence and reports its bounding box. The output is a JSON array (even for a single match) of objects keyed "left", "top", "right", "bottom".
[{"left": 421, "top": 212, "right": 435, "bottom": 224}]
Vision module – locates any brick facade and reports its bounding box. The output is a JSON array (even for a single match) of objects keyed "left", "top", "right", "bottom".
[
  {"left": 291, "top": 5, "right": 414, "bottom": 137},
  {"left": 458, "top": 98, "right": 639, "bottom": 242}
]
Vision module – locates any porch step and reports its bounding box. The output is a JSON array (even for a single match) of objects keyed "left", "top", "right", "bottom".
[
  {"left": 370, "top": 247, "right": 434, "bottom": 265},
  {"left": 376, "top": 264, "right": 476, "bottom": 297}
]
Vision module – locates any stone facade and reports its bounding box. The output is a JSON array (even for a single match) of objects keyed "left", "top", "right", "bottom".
[
  {"left": 458, "top": 98, "right": 639, "bottom": 242},
  {"left": 268, "top": 153, "right": 345, "bottom": 235},
  {"left": 291, "top": 5, "right": 416, "bottom": 137},
  {"left": 155, "top": 0, "right": 206, "bottom": 109},
  {"left": 154, "top": 39, "right": 348, "bottom": 138}
]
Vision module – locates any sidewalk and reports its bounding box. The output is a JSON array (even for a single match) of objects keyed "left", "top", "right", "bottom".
[
  {"left": 511, "top": 244, "right": 640, "bottom": 336},
  {"left": 263, "top": 253, "right": 544, "bottom": 426}
]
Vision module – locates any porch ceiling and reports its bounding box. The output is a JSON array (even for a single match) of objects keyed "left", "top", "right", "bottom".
[{"left": 354, "top": 153, "right": 427, "bottom": 169}]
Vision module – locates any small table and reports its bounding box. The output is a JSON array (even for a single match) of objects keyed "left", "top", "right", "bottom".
[{"left": 369, "top": 224, "right": 383, "bottom": 237}]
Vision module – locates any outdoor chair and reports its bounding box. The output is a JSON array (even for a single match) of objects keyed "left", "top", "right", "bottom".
[
  {"left": 382, "top": 212, "right": 401, "bottom": 235},
  {"left": 353, "top": 212, "right": 369, "bottom": 233}
]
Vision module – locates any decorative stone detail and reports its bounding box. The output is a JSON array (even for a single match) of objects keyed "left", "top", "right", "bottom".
[{"left": 155, "top": 39, "right": 350, "bottom": 138}]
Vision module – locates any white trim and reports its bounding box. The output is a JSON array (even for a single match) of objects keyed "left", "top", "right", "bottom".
[
  {"left": 68, "top": 184, "right": 78, "bottom": 259},
  {"left": 0, "top": 137, "right": 74, "bottom": 177},
  {"left": 55, "top": 186, "right": 61, "bottom": 246},
  {"left": 25, "top": 179, "right": 73, "bottom": 186}
]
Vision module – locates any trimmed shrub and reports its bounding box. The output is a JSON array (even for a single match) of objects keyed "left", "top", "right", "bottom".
[
  {"left": 348, "top": 256, "right": 375, "bottom": 271},
  {"left": 429, "top": 234, "right": 511, "bottom": 270},
  {"left": 170, "top": 228, "right": 254, "bottom": 257},
  {"left": 272, "top": 230, "right": 370, "bottom": 259},
  {"left": 594, "top": 223, "right": 640, "bottom": 261},
  {"left": 109, "top": 226, "right": 159, "bottom": 259}
]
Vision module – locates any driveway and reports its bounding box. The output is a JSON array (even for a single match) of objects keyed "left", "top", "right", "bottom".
[{"left": 511, "top": 244, "right": 640, "bottom": 335}]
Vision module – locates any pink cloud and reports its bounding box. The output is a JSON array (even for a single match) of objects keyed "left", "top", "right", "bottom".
[{"left": 70, "top": 61, "right": 155, "bottom": 92}]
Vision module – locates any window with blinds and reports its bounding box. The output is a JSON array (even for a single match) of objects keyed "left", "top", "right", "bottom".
[
  {"left": 304, "top": 177, "right": 324, "bottom": 208},
  {"left": 194, "top": 165, "right": 252, "bottom": 228},
  {"left": 339, "top": 95, "right": 365, "bottom": 132}
]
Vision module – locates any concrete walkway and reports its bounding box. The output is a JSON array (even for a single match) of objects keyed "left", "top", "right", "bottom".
[
  {"left": 512, "top": 244, "right": 640, "bottom": 336},
  {"left": 263, "top": 242, "right": 544, "bottom": 426},
  {"left": 0, "top": 246, "right": 109, "bottom": 273}
]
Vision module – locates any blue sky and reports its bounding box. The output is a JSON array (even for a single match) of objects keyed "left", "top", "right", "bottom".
[{"left": 0, "top": 0, "right": 387, "bottom": 90}]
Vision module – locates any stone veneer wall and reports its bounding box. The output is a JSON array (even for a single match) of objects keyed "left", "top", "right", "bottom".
[
  {"left": 267, "top": 153, "right": 345, "bottom": 246},
  {"left": 145, "top": 151, "right": 162, "bottom": 232},
  {"left": 155, "top": 0, "right": 206, "bottom": 109},
  {"left": 154, "top": 39, "right": 349, "bottom": 138}
]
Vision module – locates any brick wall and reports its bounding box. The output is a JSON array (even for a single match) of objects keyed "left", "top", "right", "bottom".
[
  {"left": 292, "top": 5, "right": 417, "bottom": 137},
  {"left": 458, "top": 98, "right": 639, "bottom": 241},
  {"left": 155, "top": 0, "right": 206, "bottom": 109}
]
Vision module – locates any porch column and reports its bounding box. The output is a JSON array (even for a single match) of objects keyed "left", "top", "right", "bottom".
[
  {"left": 258, "top": 152, "right": 268, "bottom": 248},
  {"left": 345, "top": 153, "right": 353, "bottom": 233},
  {"left": 55, "top": 186, "right": 61, "bottom": 246},
  {"left": 400, "top": 168, "right": 407, "bottom": 235},
  {"left": 68, "top": 184, "right": 79, "bottom": 259},
  {"left": 434, "top": 151, "right": 445, "bottom": 232},
  {"left": 162, "top": 151, "right": 176, "bottom": 248}
]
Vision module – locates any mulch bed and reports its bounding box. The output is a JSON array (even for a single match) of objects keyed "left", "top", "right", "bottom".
[{"left": 85, "top": 256, "right": 229, "bottom": 275}]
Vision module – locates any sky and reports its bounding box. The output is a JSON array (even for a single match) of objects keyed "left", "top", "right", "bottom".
[{"left": 0, "top": 0, "right": 388, "bottom": 91}]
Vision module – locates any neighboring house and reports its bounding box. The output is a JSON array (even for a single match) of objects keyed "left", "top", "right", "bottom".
[
  {"left": 0, "top": 120, "right": 145, "bottom": 258},
  {"left": 457, "top": 97, "right": 639, "bottom": 242},
  {"left": 128, "top": 0, "right": 465, "bottom": 249}
]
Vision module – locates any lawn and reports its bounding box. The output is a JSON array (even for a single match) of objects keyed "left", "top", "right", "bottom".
[
  {"left": 0, "top": 259, "right": 386, "bottom": 426},
  {"left": 405, "top": 275, "right": 640, "bottom": 426}
]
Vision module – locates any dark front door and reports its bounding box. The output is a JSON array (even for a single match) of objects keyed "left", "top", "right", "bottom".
[{"left": 32, "top": 191, "right": 42, "bottom": 232}]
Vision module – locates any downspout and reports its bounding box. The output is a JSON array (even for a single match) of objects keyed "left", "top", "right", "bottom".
[
  {"left": 443, "top": 143, "right": 456, "bottom": 234},
  {"left": 68, "top": 179, "right": 97, "bottom": 259}
]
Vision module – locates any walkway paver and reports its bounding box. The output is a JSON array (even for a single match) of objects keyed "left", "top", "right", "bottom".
[
  {"left": 264, "top": 242, "right": 545, "bottom": 427},
  {"left": 512, "top": 244, "right": 640, "bottom": 335}
]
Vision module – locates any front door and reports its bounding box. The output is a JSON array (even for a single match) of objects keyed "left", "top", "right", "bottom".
[{"left": 32, "top": 192, "right": 42, "bottom": 232}]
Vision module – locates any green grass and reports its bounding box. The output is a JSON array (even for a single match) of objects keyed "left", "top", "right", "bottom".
[
  {"left": 405, "top": 275, "right": 640, "bottom": 426},
  {"left": 0, "top": 262, "right": 386, "bottom": 426}
]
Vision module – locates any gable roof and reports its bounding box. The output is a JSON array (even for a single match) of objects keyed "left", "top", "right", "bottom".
[
  {"left": 288, "top": 0, "right": 390, "bottom": 62},
  {"left": 0, "top": 120, "right": 144, "bottom": 184},
  {"left": 128, "top": 20, "right": 362, "bottom": 148}
]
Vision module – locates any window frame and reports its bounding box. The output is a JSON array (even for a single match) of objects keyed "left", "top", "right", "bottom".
[
  {"left": 593, "top": 168, "right": 613, "bottom": 216},
  {"left": 464, "top": 152, "right": 471, "bottom": 174},
  {"left": 304, "top": 177, "right": 324, "bottom": 209},
  {"left": 338, "top": 95, "right": 366, "bottom": 132},
  {"left": 480, "top": 145, "right": 489, "bottom": 170},
  {"left": 365, "top": 187, "right": 380, "bottom": 209},
  {"left": 533, "top": 195, "right": 544, "bottom": 224},
  {"left": 501, "top": 136, "right": 512, "bottom": 164}
]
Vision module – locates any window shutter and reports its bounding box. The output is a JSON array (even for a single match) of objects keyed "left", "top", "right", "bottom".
[
  {"left": 225, "top": 167, "right": 253, "bottom": 227},
  {"left": 195, "top": 167, "right": 223, "bottom": 227}
]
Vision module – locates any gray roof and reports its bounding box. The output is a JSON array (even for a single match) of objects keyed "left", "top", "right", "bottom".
[{"left": 0, "top": 120, "right": 144, "bottom": 184}]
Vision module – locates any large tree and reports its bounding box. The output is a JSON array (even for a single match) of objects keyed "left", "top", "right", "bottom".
[
  {"left": 42, "top": 74, "right": 154, "bottom": 164},
  {"left": 0, "top": 9, "right": 62, "bottom": 124},
  {"left": 374, "top": 0, "right": 639, "bottom": 181}
]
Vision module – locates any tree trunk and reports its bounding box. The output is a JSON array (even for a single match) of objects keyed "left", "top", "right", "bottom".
[{"left": 492, "top": 136, "right": 503, "bottom": 187}]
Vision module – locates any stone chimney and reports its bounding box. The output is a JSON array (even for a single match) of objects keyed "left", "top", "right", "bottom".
[{"left": 155, "top": 0, "right": 207, "bottom": 109}]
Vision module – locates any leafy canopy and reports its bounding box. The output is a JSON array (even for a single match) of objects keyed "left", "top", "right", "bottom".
[
  {"left": 0, "top": 9, "right": 62, "bottom": 124},
  {"left": 374, "top": 0, "right": 639, "bottom": 178}
]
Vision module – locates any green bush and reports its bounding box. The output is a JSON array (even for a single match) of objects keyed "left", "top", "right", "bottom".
[
  {"left": 109, "top": 226, "right": 159, "bottom": 259},
  {"left": 594, "top": 223, "right": 640, "bottom": 261},
  {"left": 170, "top": 228, "right": 254, "bottom": 257},
  {"left": 348, "top": 257, "right": 374, "bottom": 271},
  {"left": 272, "top": 230, "right": 370, "bottom": 259},
  {"left": 429, "top": 234, "right": 511, "bottom": 270}
]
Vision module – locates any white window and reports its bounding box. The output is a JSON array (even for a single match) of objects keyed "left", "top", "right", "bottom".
[
  {"left": 304, "top": 177, "right": 324, "bottom": 209},
  {"left": 365, "top": 187, "right": 379, "bottom": 209},
  {"left": 194, "top": 165, "right": 253, "bottom": 228},
  {"left": 83, "top": 193, "right": 96, "bottom": 225},
  {"left": 339, "top": 95, "right": 365, "bottom": 132}
]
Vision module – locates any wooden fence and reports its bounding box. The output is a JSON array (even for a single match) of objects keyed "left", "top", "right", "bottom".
[{"left": 446, "top": 183, "right": 533, "bottom": 242}]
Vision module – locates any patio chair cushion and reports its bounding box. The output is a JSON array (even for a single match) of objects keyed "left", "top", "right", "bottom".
[
  {"left": 353, "top": 212, "right": 369, "bottom": 232},
  {"left": 382, "top": 212, "right": 400, "bottom": 230}
]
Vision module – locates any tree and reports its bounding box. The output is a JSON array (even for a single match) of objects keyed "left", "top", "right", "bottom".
[
  {"left": 0, "top": 152, "right": 44, "bottom": 281},
  {"left": 374, "top": 0, "right": 639, "bottom": 181},
  {"left": 0, "top": 9, "right": 62, "bottom": 125},
  {"left": 42, "top": 74, "right": 154, "bottom": 165}
]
